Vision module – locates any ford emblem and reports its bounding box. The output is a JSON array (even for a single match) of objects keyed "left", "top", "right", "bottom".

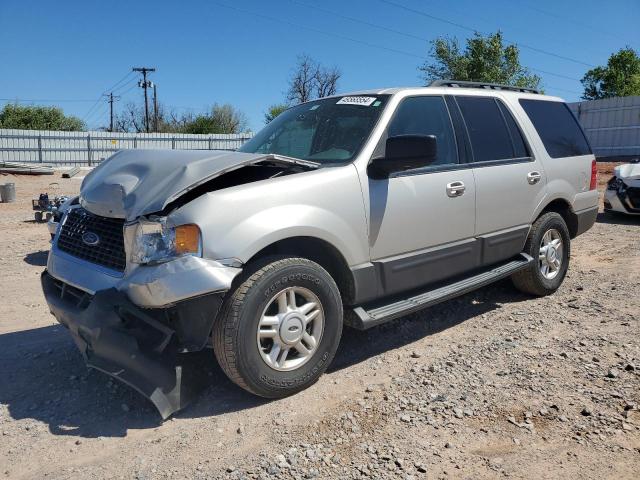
[{"left": 82, "top": 231, "right": 100, "bottom": 246}]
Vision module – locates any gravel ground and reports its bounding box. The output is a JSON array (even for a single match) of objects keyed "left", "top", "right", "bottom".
[{"left": 0, "top": 166, "right": 638, "bottom": 479}]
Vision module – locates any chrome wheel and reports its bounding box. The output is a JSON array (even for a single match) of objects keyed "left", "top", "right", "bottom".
[
  {"left": 539, "top": 228, "right": 563, "bottom": 280},
  {"left": 256, "top": 286, "right": 324, "bottom": 372}
]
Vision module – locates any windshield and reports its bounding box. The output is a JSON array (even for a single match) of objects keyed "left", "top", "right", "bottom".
[{"left": 239, "top": 95, "right": 390, "bottom": 165}]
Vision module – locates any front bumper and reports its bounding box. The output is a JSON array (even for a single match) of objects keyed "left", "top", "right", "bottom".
[
  {"left": 41, "top": 271, "right": 225, "bottom": 418},
  {"left": 605, "top": 188, "right": 640, "bottom": 215}
]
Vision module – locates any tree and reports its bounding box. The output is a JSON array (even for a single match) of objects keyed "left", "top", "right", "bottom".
[
  {"left": 581, "top": 47, "right": 640, "bottom": 100},
  {"left": 264, "top": 103, "right": 289, "bottom": 124},
  {"left": 0, "top": 104, "right": 85, "bottom": 131},
  {"left": 419, "top": 31, "right": 541, "bottom": 90},
  {"left": 114, "top": 102, "right": 248, "bottom": 134},
  {"left": 182, "top": 104, "right": 249, "bottom": 134},
  {"left": 287, "top": 54, "right": 341, "bottom": 104}
]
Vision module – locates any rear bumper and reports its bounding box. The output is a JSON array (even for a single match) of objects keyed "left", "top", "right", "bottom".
[
  {"left": 574, "top": 206, "right": 599, "bottom": 236},
  {"left": 41, "top": 270, "right": 225, "bottom": 418}
]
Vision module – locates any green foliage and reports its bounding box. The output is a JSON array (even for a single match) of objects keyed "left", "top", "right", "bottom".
[
  {"left": 264, "top": 104, "right": 289, "bottom": 124},
  {"left": 420, "top": 31, "right": 541, "bottom": 90},
  {"left": 581, "top": 47, "right": 640, "bottom": 100},
  {"left": 114, "top": 102, "right": 248, "bottom": 134},
  {"left": 181, "top": 104, "right": 249, "bottom": 134},
  {"left": 0, "top": 104, "right": 85, "bottom": 131}
]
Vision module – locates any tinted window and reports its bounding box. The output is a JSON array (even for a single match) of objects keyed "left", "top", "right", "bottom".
[
  {"left": 456, "top": 96, "right": 514, "bottom": 162},
  {"left": 497, "top": 101, "right": 529, "bottom": 158},
  {"left": 387, "top": 96, "right": 457, "bottom": 166},
  {"left": 519, "top": 99, "right": 591, "bottom": 158}
]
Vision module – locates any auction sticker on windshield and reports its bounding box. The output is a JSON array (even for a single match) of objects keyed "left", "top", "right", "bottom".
[{"left": 336, "top": 96, "right": 377, "bottom": 106}]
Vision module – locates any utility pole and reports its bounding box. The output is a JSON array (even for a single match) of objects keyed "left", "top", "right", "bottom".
[
  {"left": 105, "top": 92, "right": 120, "bottom": 132},
  {"left": 152, "top": 83, "right": 159, "bottom": 132},
  {"left": 132, "top": 67, "right": 156, "bottom": 132}
]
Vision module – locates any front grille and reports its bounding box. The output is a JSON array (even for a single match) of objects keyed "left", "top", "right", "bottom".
[
  {"left": 626, "top": 186, "right": 640, "bottom": 209},
  {"left": 57, "top": 207, "right": 126, "bottom": 272}
]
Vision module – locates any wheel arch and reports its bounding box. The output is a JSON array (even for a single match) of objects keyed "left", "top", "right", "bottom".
[
  {"left": 536, "top": 198, "right": 579, "bottom": 238},
  {"left": 243, "top": 236, "right": 356, "bottom": 305}
]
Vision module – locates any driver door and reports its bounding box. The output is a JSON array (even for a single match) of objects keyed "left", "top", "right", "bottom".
[{"left": 368, "top": 95, "right": 478, "bottom": 296}]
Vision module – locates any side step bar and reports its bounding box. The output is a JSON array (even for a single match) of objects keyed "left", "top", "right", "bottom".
[{"left": 349, "top": 253, "right": 533, "bottom": 330}]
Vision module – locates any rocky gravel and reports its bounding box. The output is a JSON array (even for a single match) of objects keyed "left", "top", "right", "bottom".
[{"left": 0, "top": 169, "right": 638, "bottom": 479}]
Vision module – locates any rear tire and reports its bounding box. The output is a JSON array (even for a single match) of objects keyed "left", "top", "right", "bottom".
[
  {"left": 212, "top": 256, "right": 343, "bottom": 398},
  {"left": 512, "top": 212, "right": 570, "bottom": 296}
]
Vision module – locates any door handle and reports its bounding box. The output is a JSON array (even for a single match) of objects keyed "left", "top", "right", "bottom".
[
  {"left": 446, "top": 181, "right": 466, "bottom": 197},
  {"left": 527, "top": 171, "right": 542, "bottom": 185}
]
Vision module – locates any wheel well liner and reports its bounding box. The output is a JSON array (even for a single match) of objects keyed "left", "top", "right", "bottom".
[
  {"left": 538, "top": 199, "right": 579, "bottom": 238},
  {"left": 244, "top": 237, "right": 355, "bottom": 304}
]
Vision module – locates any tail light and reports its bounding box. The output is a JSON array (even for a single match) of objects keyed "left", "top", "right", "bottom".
[{"left": 589, "top": 159, "right": 597, "bottom": 190}]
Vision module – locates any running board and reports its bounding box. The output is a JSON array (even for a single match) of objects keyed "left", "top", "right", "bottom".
[{"left": 349, "top": 253, "right": 533, "bottom": 330}]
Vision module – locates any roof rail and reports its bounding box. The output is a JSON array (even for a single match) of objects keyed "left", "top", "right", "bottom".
[{"left": 429, "top": 80, "right": 540, "bottom": 94}]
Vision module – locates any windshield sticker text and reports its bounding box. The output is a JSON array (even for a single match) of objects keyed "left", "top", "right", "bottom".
[{"left": 337, "top": 96, "right": 377, "bottom": 106}]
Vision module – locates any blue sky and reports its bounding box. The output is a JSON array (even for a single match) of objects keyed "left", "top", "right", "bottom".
[{"left": 1, "top": 0, "right": 638, "bottom": 131}]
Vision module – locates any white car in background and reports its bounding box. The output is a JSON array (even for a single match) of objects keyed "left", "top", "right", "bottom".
[{"left": 605, "top": 161, "right": 640, "bottom": 215}]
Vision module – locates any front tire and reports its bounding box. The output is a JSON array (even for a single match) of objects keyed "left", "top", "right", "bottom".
[
  {"left": 212, "top": 257, "right": 343, "bottom": 398},
  {"left": 512, "top": 212, "right": 571, "bottom": 296}
]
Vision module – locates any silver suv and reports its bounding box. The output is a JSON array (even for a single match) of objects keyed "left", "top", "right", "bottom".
[{"left": 42, "top": 81, "right": 599, "bottom": 417}]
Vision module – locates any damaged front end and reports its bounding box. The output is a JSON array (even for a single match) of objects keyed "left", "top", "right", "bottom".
[
  {"left": 41, "top": 149, "right": 314, "bottom": 418},
  {"left": 41, "top": 270, "right": 226, "bottom": 419}
]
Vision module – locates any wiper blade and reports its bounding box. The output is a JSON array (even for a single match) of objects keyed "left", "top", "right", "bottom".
[{"left": 259, "top": 154, "right": 321, "bottom": 169}]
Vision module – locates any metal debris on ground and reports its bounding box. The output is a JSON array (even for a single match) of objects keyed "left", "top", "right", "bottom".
[{"left": 0, "top": 161, "right": 55, "bottom": 175}]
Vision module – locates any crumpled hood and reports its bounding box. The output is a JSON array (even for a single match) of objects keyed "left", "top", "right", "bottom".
[
  {"left": 615, "top": 163, "right": 640, "bottom": 184},
  {"left": 80, "top": 149, "right": 267, "bottom": 220}
]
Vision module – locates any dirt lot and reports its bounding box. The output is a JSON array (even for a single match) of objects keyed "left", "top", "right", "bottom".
[{"left": 0, "top": 164, "right": 638, "bottom": 479}]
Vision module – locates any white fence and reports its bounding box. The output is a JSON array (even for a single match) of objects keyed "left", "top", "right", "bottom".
[{"left": 0, "top": 129, "right": 253, "bottom": 166}]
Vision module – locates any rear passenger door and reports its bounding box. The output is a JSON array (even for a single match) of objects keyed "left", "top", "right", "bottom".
[{"left": 454, "top": 96, "right": 547, "bottom": 266}]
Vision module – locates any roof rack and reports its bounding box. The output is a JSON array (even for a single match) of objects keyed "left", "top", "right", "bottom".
[{"left": 429, "top": 80, "right": 540, "bottom": 94}]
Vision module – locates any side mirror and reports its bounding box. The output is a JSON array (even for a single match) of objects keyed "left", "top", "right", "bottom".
[{"left": 367, "top": 135, "right": 437, "bottom": 179}]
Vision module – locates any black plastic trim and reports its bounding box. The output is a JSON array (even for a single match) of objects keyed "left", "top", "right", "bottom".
[
  {"left": 373, "top": 238, "right": 481, "bottom": 297},
  {"left": 478, "top": 226, "right": 530, "bottom": 266},
  {"left": 467, "top": 157, "right": 534, "bottom": 168},
  {"left": 574, "top": 206, "right": 598, "bottom": 236},
  {"left": 350, "top": 262, "right": 382, "bottom": 305}
]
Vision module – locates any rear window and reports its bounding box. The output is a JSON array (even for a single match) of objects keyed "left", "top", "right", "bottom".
[
  {"left": 456, "top": 96, "right": 517, "bottom": 162},
  {"left": 519, "top": 99, "right": 591, "bottom": 158}
]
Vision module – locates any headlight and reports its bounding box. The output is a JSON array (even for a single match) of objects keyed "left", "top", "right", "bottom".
[{"left": 131, "top": 217, "right": 201, "bottom": 264}]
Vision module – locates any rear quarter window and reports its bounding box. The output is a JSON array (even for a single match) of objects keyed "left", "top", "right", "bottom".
[{"left": 519, "top": 99, "right": 591, "bottom": 158}]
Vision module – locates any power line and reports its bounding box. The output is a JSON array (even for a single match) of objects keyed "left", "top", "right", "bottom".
[
  {"left": 284, "top": 0, "right": 581, "bottom": 82},
  {"left": 377, "top": 0, "right": 595, "bottom": 67},
  {"left": 286, "top": 0, "right": 427, "bottom": 43},
  {"left": 111, "top": 77, "right": 138, "bottom": 95},
  {"left": 0, "top": 98, "right": 97, "bottom": 103},
  {"left": 81, "top": 71, "right": 137, "bottom": 122},
  {"left": 211, "top": 1, "right": 426, "bottom": 60},
  {"left": 118, "top": 82, "right": 139, "bottom": 98},
  {"left": 517, "top": 1, "right": 634, "bottom": 45},
  {"left": 105, "top": 71, "right": 136, "bottom": 94}
]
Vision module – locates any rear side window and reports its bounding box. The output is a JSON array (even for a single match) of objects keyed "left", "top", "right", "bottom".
[
  {"left": 387, "top": 96, "right": 458, "bottom": 166},
  {"left": 519, "top": 99, "right": 591, "bottom": 158},
  {"left": 497, "top": 101, "right": 529, "bottom": 158},
  {"left": 456, "top": 97, "right": 515, "bottom": 162}
]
